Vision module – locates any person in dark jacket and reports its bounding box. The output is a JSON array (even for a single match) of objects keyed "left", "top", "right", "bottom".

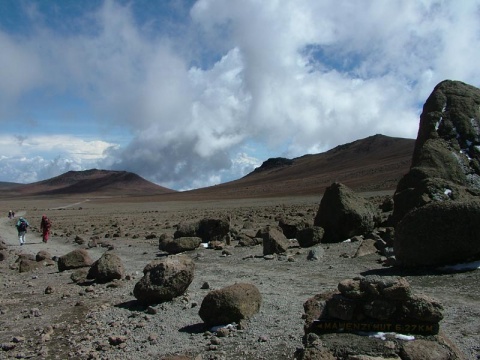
[{"left": 16, "top": 217, "right": 29, "bottom": 246}]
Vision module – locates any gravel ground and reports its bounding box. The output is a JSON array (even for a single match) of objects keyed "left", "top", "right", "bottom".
[{"left": 0, "top": 196, "right": 479, "bottom": 359}]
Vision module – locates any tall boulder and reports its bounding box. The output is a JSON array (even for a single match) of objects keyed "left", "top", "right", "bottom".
[
  {"left": 133, "top": 255, "right": 195, "bottom": 305},
  {"left": 391, "top": 80, "right": 480, "bottom": 267},
  {"left": 314, "top": 182, "right": 376, "bottom": 242},
  {"left": 393, "top": 80, "right": 480, "bottom": 223}
]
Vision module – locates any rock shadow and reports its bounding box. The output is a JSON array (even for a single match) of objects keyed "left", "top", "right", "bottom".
[
  {"left": 178, "top": 323, "right": 206, "bottom": 334},
  {"left": 115, "top": 300, "right": 149, "bottom": 312},
  {"left": 155, "top": 252, "right": 170, "bottom": 258},
  {"left": 360, "top": 266, "right": 476, "bottom": 277}
]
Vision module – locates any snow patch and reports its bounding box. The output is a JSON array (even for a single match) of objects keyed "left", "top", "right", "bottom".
[
  {"left": 470, "top": 118, "right": 480, "bottom": 136},
  {"left": 210, "top": 323, "right": 237, "bottom": 332},
  {"left": 438, "top": 260, "right": 480, "bottom": 272},
  {"left": 358, "top": 332, "right": 415, "bottom": 341},
  {"left": 453, "top": 126, "right": 460, "bottom": 139},
  {"left": 435, "top": 117, "right": 442, "bottom": 131}
]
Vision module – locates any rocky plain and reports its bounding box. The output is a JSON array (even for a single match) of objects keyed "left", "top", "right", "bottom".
[{"left": 0, "top": 79, "right": 480, "bottom": 360}]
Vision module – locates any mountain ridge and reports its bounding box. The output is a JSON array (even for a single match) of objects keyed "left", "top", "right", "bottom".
[{"left": 0, "top": 134, "right": 415, "bottom": 199}]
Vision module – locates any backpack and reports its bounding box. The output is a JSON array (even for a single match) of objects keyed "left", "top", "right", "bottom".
[{"left": 18, "top": 220, "right": 27, "bottom": 232}]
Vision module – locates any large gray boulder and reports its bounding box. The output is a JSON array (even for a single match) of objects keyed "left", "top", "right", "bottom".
[
  {"left": 57, "top": 249, "right": 94, "bottom": 272},
  {"left": 87, "top": 252, "right": 125, "bottom": 283},
  {"left": 393, "top": 80, "right": 480, "bottom": 223},
  {"left": 133, "top": 255, "right": 195, "bottom": 305},
  {"left": 394, "top": 200, "right": 480, "bottom": 267},
  {"left": 199, "top": 283, "right": 262, "bottom": 327},
  {"left": 314, "top": 182, "right": 376, "bottom": 242}
]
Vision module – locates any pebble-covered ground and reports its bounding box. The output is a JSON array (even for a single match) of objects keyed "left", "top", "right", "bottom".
[{"left": 0, "top": 196, "right": 479, "bottom": 359}]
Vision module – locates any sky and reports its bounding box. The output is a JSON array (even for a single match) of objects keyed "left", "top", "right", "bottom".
[{"left": 1, "top": 0, "right": 480, "bottom": 191}]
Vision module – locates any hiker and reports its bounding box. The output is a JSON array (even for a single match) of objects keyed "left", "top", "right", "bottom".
[
  {"left": 40, "top": 215, "right": 51, "bottom": 243},
  {"left": 8, "top": 210, "right": 12, "bottom": 219},
  {"left": 16, "top": 217, "right": 29, "bottom": 246}
]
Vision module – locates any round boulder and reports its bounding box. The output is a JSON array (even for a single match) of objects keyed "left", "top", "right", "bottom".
[
  {"left": 164, "top": 237, "right": 202, "bottom": 254},
  {"left": 36, "top": 250, "right": 52, "bottom": 262},
  {"left": 87, "top": 252, "right": 125, "bottom": 283},
  {"left": 133, "top": 255, "right": 195, "bottom": 305},
  {"left": 57, "top": 249, "right": 94, "bottom": 272},
  {"left": 198, "top": 283, "right": 262, "bottom": 327}
]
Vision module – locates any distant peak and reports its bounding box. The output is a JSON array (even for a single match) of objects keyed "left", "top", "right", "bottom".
[{"left": 251, "top": 157, "right": 293, "bottom": 174}]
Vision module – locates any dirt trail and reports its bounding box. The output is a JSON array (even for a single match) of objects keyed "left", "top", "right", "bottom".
[{"left": 0, "top": 209, "right": 105, "bottom": 261}]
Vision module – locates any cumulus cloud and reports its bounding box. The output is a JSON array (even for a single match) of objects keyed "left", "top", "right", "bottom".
[
  {"left": 0, "top": 134, "right": 115, "bottom": 183},
  {"left": 0, "top": 0, "right": 479, "bottom": 189}
]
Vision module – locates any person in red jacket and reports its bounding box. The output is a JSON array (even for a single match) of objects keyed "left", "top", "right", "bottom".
[{"left": 40, "top": 215, "right": 51, "bottom": 243}]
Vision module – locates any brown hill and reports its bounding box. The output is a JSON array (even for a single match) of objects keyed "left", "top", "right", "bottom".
[
  {"left": 181, "top": 134, "right": 415, "bottom": 199},
  {"left": 5, "top": 169, "right": 175, "bottom": 197}
]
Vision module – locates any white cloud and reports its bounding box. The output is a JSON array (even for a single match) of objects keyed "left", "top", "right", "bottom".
[
  {"left": 0, "top": 134, "right": 116, "bottom": 183},
  {"left": 0, "top": 134, "right": 115, "bottom": 160},
  {"left": 229, "top": 152, "right": 262, "bottom": 178},
  {"left": 0, "top": 0, "right": 479, "bottom": 189}
]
